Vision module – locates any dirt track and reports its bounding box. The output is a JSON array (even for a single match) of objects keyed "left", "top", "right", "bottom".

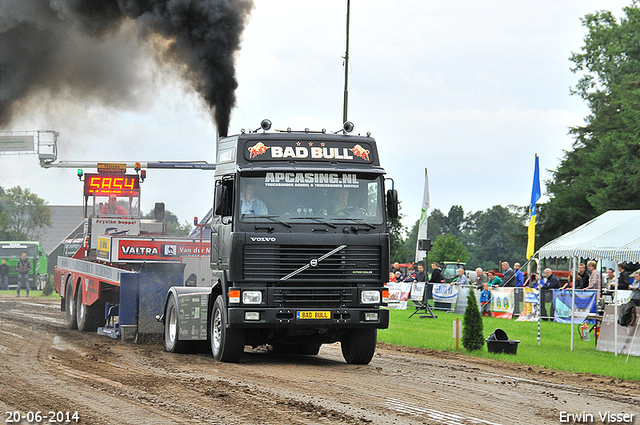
[{"left": 0, "top": 297, "right": 638, "bottom": 425}]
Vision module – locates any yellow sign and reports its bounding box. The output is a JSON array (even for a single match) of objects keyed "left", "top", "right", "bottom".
[{"left": 96, "top": 236, "right": 111, "bottom": 260}]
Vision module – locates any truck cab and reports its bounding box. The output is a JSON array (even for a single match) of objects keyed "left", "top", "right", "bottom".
[{"left": 164, "top": 123, "right": 398, "bottom": 364}]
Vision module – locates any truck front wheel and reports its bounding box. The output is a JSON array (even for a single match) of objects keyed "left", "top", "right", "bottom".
[
  {"left": 211, "top": 295, "right": 245, "bottom": 362},
  {"left": 65, "top": 280, "right": 77, "bottom": 330},
  {"left": 341, "top": 329, "right": 377, "bottom": 365}
]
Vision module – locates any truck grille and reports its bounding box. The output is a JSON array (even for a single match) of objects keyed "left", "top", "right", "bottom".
[
  {"left": 242, "top": 244, "right": 381, "bottom": 282},
  {"left": 271, "top": 287, "right": 355, "bottom": 308}
]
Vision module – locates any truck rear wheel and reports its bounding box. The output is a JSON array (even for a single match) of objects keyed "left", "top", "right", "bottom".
[
  {"left": 76, "top": 286, "right": 105, "bottom": 332},
  {"left": 211, "top": 295, "right": 245, "bottom": 362},
  {"left": 65, "top": 280, "right": 77, "bottom": 330},
  {"left": 164, "top": 294, "right": 190, "bottom": 353},
  {"left": 341, "top": 329, "right": 377, "bottom": 365}
]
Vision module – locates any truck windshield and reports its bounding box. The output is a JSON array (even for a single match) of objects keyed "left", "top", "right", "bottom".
[
  {"left": 238, "top": 172, "right": 384, "bottom": 225},
  {"left": 93, "top": 193, "right": 140, "bottom": 218}
]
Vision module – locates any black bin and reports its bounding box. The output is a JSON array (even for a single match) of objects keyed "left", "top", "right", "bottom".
[{"left": 486, "top": 328, "right": 519, "bottom": 355}]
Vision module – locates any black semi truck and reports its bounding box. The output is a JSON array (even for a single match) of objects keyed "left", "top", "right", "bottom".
[{"left": 163, "top": 121, "right": 398, "bottom": 364}]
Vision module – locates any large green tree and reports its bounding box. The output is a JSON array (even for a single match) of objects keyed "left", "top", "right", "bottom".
[
  {"left": 541, "top": 3, "right": 640, "bottom": 242},
  {"left": 429, "top": 234, "right": 468, "bottom": 264},
  {"left": 466, "top": 205, "right": 527, "bottom": 270},
  {"left": 0, "top": 186, "right": 52, "bottom": 240}
]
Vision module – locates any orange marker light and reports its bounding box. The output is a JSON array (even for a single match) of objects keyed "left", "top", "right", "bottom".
[{"left": 228, "top": 289, "right": 241, "bottom": 304}]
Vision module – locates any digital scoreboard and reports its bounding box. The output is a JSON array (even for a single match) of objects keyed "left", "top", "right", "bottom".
[{"left": 83, "top": 173, "right": 140, "bottom": 197}]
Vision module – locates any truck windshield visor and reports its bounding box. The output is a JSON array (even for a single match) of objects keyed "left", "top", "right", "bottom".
[
  {"left": 238, "top": 172, "right": 384, "bottom": 225},
  {"left": 0, "top": 245, "right": 36, "bottom": 257}
]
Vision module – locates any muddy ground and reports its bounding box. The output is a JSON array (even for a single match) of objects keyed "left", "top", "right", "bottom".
[{"left": 0, "top": 297, "right": 638, "bottom": 425}]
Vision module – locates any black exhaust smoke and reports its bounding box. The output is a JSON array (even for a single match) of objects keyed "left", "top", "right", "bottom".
[{"left": 0, "top": 0, "right": 254, "bottom": 137}]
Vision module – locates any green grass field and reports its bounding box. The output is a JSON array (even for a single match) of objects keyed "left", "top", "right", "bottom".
[
  {"left": 0, "top": 289, "right": 60, "bottom": 298},
  {"left": 379, "top": 307, "right": 640, "bottom": 381}
]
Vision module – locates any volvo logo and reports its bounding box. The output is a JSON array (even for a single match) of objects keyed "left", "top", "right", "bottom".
[
  {"left": 250, "top": 237, "right": 276, "bottom": 242},
  {"left": 310, "top": 259, "right": 318, "bottom": 267}
]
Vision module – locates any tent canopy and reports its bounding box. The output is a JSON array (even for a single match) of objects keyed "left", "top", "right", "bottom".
[{"left": 538, "top": 210, "right": 640, "bottom": 263}]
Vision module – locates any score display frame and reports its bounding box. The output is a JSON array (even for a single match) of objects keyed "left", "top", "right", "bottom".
[{"left": 83, "top": 173, "right": 140, "bottom": 197}]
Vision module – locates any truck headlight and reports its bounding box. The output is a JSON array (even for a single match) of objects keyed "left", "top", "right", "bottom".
[
  {"left": 361, "top": 290, "right": 381, "bottom": 304},
  {"left": 242, "top": 291, "right": 262, "bottom": 304}
]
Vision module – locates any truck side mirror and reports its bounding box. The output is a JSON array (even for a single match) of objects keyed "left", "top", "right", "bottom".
[
  {"left": 386, "top": 189, "right": 399, "bottom": 219},
  {"left": 214, "top": 185, "right": 229, "bottom": 216}
]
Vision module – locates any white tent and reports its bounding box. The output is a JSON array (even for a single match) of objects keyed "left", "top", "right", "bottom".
[
  {"left": 537, "top": 209, "right": 640, "bottom": 354},
  {"left": 538, "top": 210, "right": 640, "bottom": 263}
]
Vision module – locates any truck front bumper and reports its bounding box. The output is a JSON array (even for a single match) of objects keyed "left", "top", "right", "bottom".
[{"left": 227, "top": 307, "right": 389, "bottom": 329}]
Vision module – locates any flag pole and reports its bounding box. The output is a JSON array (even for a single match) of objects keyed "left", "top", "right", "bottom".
[
  {"left": 528, "top": 154, "right": 542, "bottom": 345},
  {"left": 415, "top": 167, "right": 430, "bottom": 264}
]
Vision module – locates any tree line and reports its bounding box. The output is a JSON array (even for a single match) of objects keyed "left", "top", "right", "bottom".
[
  {"left": 389, "top": 204, "right": 527, "bottom": 272},
  {"left": 390, "top": 2, "right": 640, "bottom": 269}
]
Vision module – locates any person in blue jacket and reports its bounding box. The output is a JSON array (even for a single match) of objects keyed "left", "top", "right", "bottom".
[{"left": 480, "top": 282, "right": 492, "bottom": 317}]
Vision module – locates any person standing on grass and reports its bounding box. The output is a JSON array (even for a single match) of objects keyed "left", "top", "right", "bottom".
[
  {"left": 450, "top": 267, "right": 470, "bottom": 286},
  {"left": 585, "top": 261, "right": 601, "bottom": 291},
  {"left": 480, "top": 283, "right": 492, "bottom": 317},
  {"left": 474, "top": 268, "right": 488, "bottom": 289},
  {"left": 0, "top": 260, "right": 9, "bottom": 290},
  {"left": 576, "top": 263, "right": 590, "bottom": 290},
  {"left": 501, "top": 262, "right": 516, "bottom": 287},
  {"left": 429, "top": 262, "right": 444, "bottom": 284},
  {"left": 16, "top": 252, "right": 31, "bottom": 297},
  {"left": 514, "top": 262, "right": 524, "bottom": 287},
  {"left": 617, "top": 263, "right": 630, "bottom": 291}
]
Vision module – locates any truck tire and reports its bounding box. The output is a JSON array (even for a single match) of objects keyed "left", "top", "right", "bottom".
[
  {"left": 341, "top": 329, "right": 377, "bottom": 365},
  {"left": 211, "top": 295, "right": 245, "bottom": 362},
  {"left": 65, "top": 280, "right": 78, "bottom": 330},
  {"left": 164, "top": 294, "right": 190, "bottom": 353},
  {"left": 76, "top": 286, "right": 105, "bottom": 332}
]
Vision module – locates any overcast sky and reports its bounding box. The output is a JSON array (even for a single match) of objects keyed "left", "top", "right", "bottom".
[{"left": 0, "top": 0, "right": 632, "bottom": 232}]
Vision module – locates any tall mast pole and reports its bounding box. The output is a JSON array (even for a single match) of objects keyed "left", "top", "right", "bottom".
[{"left": 342, "top": 0, "right": 350, "bottom": 124}]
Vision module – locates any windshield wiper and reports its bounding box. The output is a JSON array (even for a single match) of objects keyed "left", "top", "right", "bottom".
[
  {"left": 243, "top": 214, "right": 292, "bottom": 228},
  {"left": 288, "top": 217, "right": 337, "bottom": 228},
  {"left": 329, "top": 217, "right": 376, "bottom": 229}
]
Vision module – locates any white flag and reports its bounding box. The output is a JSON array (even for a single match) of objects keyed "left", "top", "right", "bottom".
[{"left": 415, "top": 168, "right": 429, "bottom": 263}]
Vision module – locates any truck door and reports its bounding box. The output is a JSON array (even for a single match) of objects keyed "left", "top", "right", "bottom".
[{"left": 211, "top": 178, "right": 233, "bottom": 269}]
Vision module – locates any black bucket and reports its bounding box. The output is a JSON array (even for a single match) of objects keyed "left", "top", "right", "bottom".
[{"left": 486, "top": 328, "right": 519, "bottom": 355}]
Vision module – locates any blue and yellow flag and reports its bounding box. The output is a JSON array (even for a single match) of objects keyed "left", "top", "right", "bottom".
[{"left": 526, "top": 155, "right": 541, "bottom": 259}]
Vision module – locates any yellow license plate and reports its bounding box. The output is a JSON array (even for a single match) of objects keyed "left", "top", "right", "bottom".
[{"left": 297, "top": 311, "right": 331, "bottom": 319}]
